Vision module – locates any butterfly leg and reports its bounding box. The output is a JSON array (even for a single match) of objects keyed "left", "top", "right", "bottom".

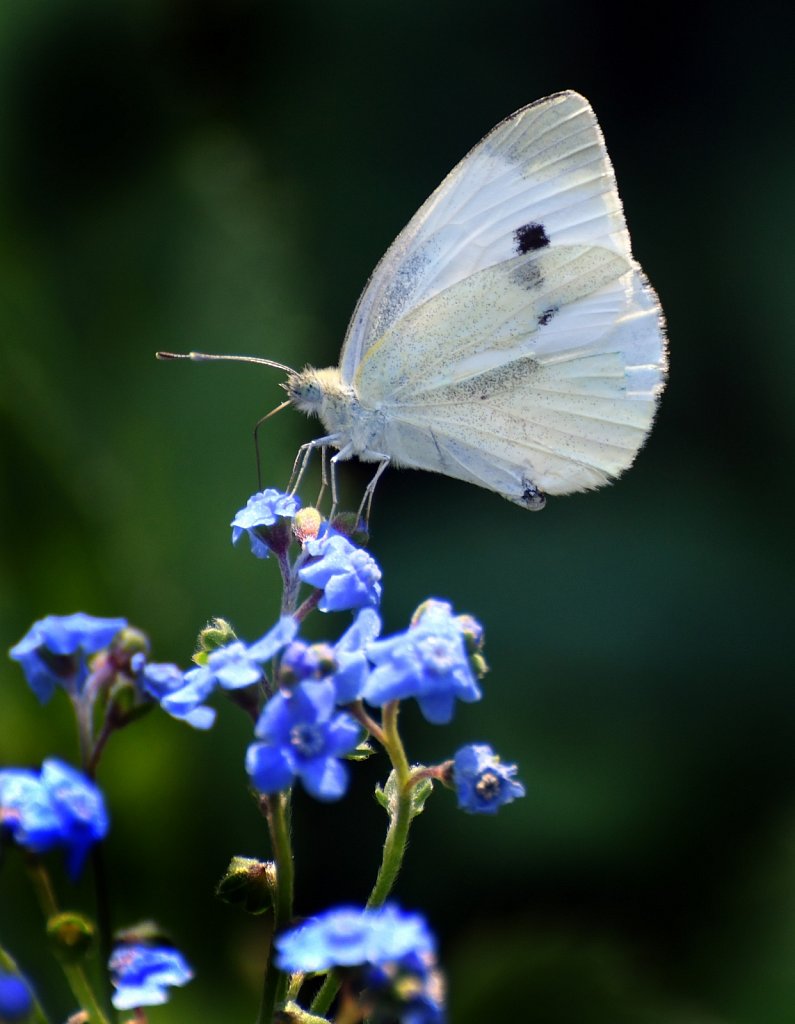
[
  {"left": 289, "top": 434, "right": 341, "bottom": 498},
  {"left": 313, "top": 446, "right": 331, "bottom": 510},
  {"left": 358, "top": 454, "right": 391, "bottom": 525},
  {"left": 328, "top": 442, "right": 355, "bottom": 522}
]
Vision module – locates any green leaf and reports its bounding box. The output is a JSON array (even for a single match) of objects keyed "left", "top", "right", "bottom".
[
  {"left": 374, "top": 769, "right": 434, "bottom": 820},
  {"left": 346, "top": 741, "right": 375, "bottom": 762}
]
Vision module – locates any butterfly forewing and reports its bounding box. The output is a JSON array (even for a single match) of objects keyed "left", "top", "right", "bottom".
[
  {"left": 332, "top": 91, "right": 666, "bottom": 504},
  {"left": 339, "top": 91, "right": 640, "bottom": 381}
]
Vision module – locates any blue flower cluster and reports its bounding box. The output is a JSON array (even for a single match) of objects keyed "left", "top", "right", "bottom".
[
  {"left": 10, "top": 613, "right": 127, "bottom": 704},
  {"left": 275, "top": 904, "right": 444, "bottom": 1022},
  {"left": 2, "top": 484, "right": 527, "bottom": 1021},
  {"left": 131, "top": 617, "right": 299, "bottom": 730},
  {"left": 241, "top": 592, "right": 491, "bottom": 801},
  {"left": 108, "top": 943, "right": 193, "bottom": 1010},
  {"left": 0, "top": 759, "right": 108, "bottom": 878}
]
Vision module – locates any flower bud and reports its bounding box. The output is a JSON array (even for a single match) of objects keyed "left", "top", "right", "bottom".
[
  {"left": 330, "top": 511, "right": 369, "bottom": 546},
  {"left": 469, "top": 652, "right": 489, "bottom": 679},
  {"left": 111, "top": 627, "right": 150, "bottom": 664},
  {"left": 46, "top": 912, "right": 95, "bottom": 964},
  {"left": 293, "top": 507, "right": 322, "bottom": 543},
  {"left": 215, "top": 857, "right": 277, "bottom": 915},
  {"left": 455, "top": 614, "right": 484, "bottom": 653},
  {"left": 279, "top": 642, "right": 336, "bottom": 687},
  {"left": 194, "top": 619, "right": 237, "bottom": 665}
]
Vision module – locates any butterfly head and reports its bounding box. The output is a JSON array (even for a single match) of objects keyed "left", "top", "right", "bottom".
[{"left": 283, "top": 367, "right": 345, "bottom": 417}]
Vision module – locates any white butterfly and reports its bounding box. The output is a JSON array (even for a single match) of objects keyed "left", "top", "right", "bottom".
[{"left": 161, "top": 91, "right": 667, "bottom": 515}]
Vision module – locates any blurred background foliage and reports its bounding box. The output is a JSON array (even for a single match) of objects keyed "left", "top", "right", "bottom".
[{"left": 0, "top": 1, "right": 793, "bottom": 1021}]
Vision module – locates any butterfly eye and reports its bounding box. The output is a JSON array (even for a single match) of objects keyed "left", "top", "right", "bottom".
[{"left": 285, "top": 371, "right": 326, "bottom": 414}]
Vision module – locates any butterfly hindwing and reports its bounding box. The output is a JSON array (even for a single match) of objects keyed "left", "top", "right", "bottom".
[{"left": 354, "top": 249, "right": 661, "bottom": 498}]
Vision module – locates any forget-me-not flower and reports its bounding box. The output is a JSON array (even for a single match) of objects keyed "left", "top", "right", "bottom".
[
  {"left": 133, "top": 657, "right": 217, "bottom": 730},
  {"left": 363, "top": 601, "right": 482, "bottom": 724},
  {"left": 246, "top": 681, "right": 361, "bottom": 801},
  {"left": 231, "top": 489, "right": 300, "bottom": 558},
  {"left": 452, "top": 744, "right": 525, "bottom": 815},
  {"left": 171, "top": 617, "right": 299, "bottom": 723},
  {"left": 331, "top": 607, "right": 381, "bottom": 704},
  {"left": 109, "top": 943, "right": 193, "bottom": 1010},
  {"left": 0, "top": 759, "right": 109, "bottom": 878},
  {"left": 299, "top": 534, "right": 382, "bottom": 612},
  {"left": 274, "top": 903, "right": 436, "bottom": 973},
  {"left": 10, "top": 613, "right": 127, "bottom": 703}
]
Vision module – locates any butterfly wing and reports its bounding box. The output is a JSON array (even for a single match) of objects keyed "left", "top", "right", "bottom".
[
  {"left": 340, "top": 91, "right": 666, "bottom": 502},
  {"left": 340, "top": 90, "right": 644, "bottom": 380}
]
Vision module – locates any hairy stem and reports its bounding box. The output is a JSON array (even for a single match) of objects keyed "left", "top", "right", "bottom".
[
  {"left": 311, "top": 702, "right": 412, "bottom": 1018},
  {"left": 25, "top": 859, "right": 110, "bottom": 1024},
  {"left": 257, "top": 792, "right": 295, "bottom": 1024}
]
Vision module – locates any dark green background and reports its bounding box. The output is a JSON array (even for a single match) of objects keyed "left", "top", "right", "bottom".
[{"left": 1, "top": 1, "right": 793, "bottom": 1021}]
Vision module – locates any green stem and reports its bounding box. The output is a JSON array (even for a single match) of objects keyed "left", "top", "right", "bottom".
[
  {"left": 310, "top": 971, "right": 341, "bottom": 1019},
  {"left": 25, "top": 857, "right": 59, "bottom": 918},
  {"left": 256, "top": 792, "right": 295, "bottom": 1024},
  {"left": 278, "top": 551, "right": 297, "bottom": 616},
  {"left": 366, "top": 702, "right": 412, "bottom": 908},
  {"left": 59, "top": 962, "right": 111, "bottom": 1024},
  {"left": 311, "top": 702, "right": 412, "bottom": 1018},
  {"left": 90, "top": 843, "right": 115, "bottom": 1015},
  {"left": 25, "top": 860, "right": 110, "bottom": 1024},
  {"left": 73, "top": 677, "right": 115, "bottom": 1016},
  {"left": 72, "top": 693, "right": 93, "bottom": 771}
]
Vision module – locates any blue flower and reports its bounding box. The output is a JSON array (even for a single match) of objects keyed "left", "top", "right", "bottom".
[
  {"left": 331, "top": 608, "right": 381, "bottom": 704},
  {"left": 133, "top": 656, "right": 216, "bottom": 730},
  {"left": 173, "top": 617, "right": 299, "bottom": 721},
  {"left": 198, "top": 640, "right": 265, "bottom": 690},
  {"left": 0, "top": 759, "right": 109, "bottom": 879},
  {"left": 231, "top": 489, "right": 300, "bottom": 558},
  {"left": 0, "top": 769, "right": 62, "bottom": 852},
  {"left": 109, "top": 943, "right": 193, "bottom": 1011},
  {"left": 362, "top": 601, "right": 482, "bottom": 724},
  {"left": 0, "top": 973, "right": 33, "bottom": 1022},
  {"left": 246, "top": 681, "right": 361, "bottom": 801},
  {"left": 452, "top": 744, "right": 525, "bottom": 815},
  {"left": 246, "top": 616, "right": 300, "bottom": 663},
  {"left": 299, "top": 535, "right": 382, "bottom": 612},
  {"left": 9, "top": 613, "right": 127, "bottom": 703},
  {"left": 274, "top": 903, "right": 436, "bottom": 973}
]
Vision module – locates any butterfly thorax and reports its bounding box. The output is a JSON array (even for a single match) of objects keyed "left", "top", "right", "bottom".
[{"left": 285, "top": 366, "right": 386, "bottom": 458}]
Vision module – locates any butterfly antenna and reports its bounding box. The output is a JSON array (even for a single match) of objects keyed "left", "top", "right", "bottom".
[
  {"left": 156, "top": 351, "right": 294, "bottom": 374},
  {"left": 253, "top": 399, "right": 292, "bottom": 490},
  {"left": 157, "top": 351, "right": 296, "bottom": 488}
]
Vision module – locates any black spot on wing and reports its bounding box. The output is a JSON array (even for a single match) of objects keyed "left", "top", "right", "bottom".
[
  {"left": 509, "top": 260, "right": 543, "bottom": 291},
  {"left": 537, "top": 306, "right": 558, "bottom": 327},
  {"left": 514, "top": 222, "right": 549, "bottom": 254}
]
